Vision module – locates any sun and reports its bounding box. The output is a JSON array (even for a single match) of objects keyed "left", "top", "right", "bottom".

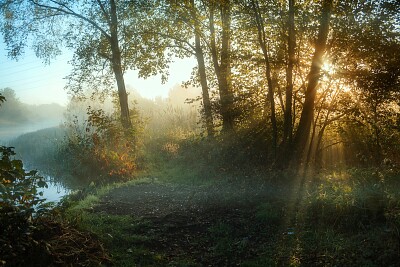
[
  {"left": 321, "top": 61, "right": 354, "bottom": 93},
  {"left": 322, "top": 61, "right": 336, "bottom": 77}
]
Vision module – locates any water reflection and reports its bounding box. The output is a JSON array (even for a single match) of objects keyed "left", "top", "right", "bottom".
[{"left": 39, "top": 175, "right": 70, "bottom": 203}]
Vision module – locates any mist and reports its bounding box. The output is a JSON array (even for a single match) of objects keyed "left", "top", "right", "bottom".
[
  {"left": 1, "top": 1, "right": 399, "bottom": 266},
  {"left": 0, "top": 88, "right": 65, "bottom": 141}
]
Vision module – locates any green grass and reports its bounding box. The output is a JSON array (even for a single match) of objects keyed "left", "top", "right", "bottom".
[
  {"left": 61, "top": 136, "right": 400, "bottom": 266},
  {"left": 78, "top": 213, "right": 165, "bottom": 266}
]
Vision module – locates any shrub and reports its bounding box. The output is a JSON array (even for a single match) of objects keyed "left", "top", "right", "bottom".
[
  {"left": 60, "top": 105, "right": 144, "bottom": 183},
  {"left": 0, "top": 145, "right": 48, "bottom": 265}
]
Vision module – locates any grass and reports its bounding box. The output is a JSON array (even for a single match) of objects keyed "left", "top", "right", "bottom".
[
  {"left": 77, "top": 213, "right": 164, "bottom": 266},
  {"left": 62, "top": 167, "right": 400, "bottom": 266},
  {"left": 60, "top": 135, "right": 400, "bottom": 266},
  {"left": 63, "top": 183, "right": 166, "bottom": 266}
]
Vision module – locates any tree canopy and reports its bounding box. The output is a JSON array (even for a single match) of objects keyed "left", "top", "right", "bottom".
[{"left": 1, "top": 0, "right": 399, "bottom": 167}]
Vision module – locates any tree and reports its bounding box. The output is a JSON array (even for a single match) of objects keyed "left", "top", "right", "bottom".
[
  {"left": 250, "top": 0, "right": 278, "bottom": 157},
  {"left": 0, "top": 88, "right": 27, "bottom": 124},
  {"left": 160, "top": 0, "right": 215, "bottom": 137},
  {"left": 189, "top": 0, "right": 214, "bottom": 137},
  {"left": 328, "top": 0, "right": 400, "bottom": 165},
  {"left": 292, "top": 0, "right": 333, "bottom": 162},
  {"left": 208, "top": 0, "right": 235, "bottom": 133},
  {"left": 155, "top": 0, "right": 236, "bottom": 134},
  {"left": 0, "top": 0, "right": 168, "bottom": 129},
  {"left": 283, "top": 0, "right": 295, "bottom": 150}
]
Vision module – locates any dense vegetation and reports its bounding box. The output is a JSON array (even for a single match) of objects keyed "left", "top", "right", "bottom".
[
  {"left": 1, "top": 0, "right": 399, "bottom": 167},
  {"left": 1, "top": 0, "right": 400, "bottom": 266}
]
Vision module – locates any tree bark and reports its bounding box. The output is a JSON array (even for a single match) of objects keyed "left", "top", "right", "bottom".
[
  {"left": 219, "top": 0, "right": 235, "bottom": 132},
  {"left": 251, "top": 0, "right": 277, "bottom": 158},
  {"left": 292, "top": 0, "right": 333, "bottom": 162},
  {"left": 283, "top": 0, "right": 296, "bottom": 148},
  {"left": 190, "top": 0, "right": 214, "bottom": 137},
  {"left": 209, "top": 1, "right": 234, "bottom": 133},
  {"left": 109, "top": 0, "right": 131, "bottom": 129}
]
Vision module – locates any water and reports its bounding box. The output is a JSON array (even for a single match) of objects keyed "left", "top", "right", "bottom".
[{"left": 39, "top": 176, "right": 71, "bottom": 203}]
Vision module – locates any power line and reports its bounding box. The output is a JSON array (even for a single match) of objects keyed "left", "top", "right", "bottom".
[{"left": 0, "top": 57, "right": 70, "bottom": 75}]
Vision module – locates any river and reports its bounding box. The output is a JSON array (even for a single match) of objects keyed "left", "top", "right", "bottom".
[{"left": 39, "top": 175, "right": 71, "bottom": 203}]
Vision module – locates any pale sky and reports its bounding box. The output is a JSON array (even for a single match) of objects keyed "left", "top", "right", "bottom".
[{"left": 0, "top": 42, "right": 196, "bottom": 106}]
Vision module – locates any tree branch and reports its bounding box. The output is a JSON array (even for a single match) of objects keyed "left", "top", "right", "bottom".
[
  {"left": 30, "top": 0, "right": 111, "bottom": 41},
  {"left": 96, "top": 0, "right": 111, "bottom": 27},
  {"left": 142, "top": 30, "right": 196, "bottom": 53},
  {"left": 165, "top": 44, "right": 195, "bottom": 56}
]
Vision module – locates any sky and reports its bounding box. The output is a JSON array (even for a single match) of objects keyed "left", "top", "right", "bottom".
[{"left": 0, "top": 42, "right": 196, "bottom": 106}]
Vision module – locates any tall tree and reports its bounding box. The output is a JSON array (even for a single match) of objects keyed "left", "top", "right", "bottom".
[
  {"left": 282, "top": 0, "right": 295, "bottom": 149},
  {"left": 165, "top": 0, "right": 235, "bottom": 134},
  {"left": 149, "top": 0, "right": 215, "bottom": 137},
  {"left": 250, "top": 0, "right": 278, "bottom": 157},
  {"left": 209, "top": 0, "right": 235, "bottom": 132},
  {"left": 189, "top": 0, "right": 214, "bottom": 137},
  {"left": 293, "top": 0, "right": 333, "bottom": 161},
  {"left": 0, "top": 0, "right": 167, "bottom": 129}
]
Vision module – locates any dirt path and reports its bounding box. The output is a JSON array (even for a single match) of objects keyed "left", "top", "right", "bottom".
[
  {"left": 91, "top": 181, "right": 288, "bottom": 265},
  {"left": 94, "top": 182, "right": 284, "bottom": 217},
  {"left": 85, "top": 177, "right": 400, "bottom": 266}
]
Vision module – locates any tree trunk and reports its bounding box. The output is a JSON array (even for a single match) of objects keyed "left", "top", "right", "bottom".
[
  {"left": 292, "top": 0, "right": 332, "bottom": 162},
  {"left": 209, "top": 1, "right": 234, "bottom": 133},
  {"left": 283, "top": 0, "right": 296, "bottom": 148},
  {"left": 110, "top": 0, "right": 131, "bottom": 129},
  {"left": 251, "top": 0, "right": 277, "bottom": 158},
  {"left": 190, "top": 0, "right": 214, "bottom": 137},
  {"left": 219, "top": 0, "right": 235, "bottom": 132}
]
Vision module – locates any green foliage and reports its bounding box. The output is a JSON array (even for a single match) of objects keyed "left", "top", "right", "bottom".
[
  {"left": 0, "top": 145, "right": 48, "bottom": 266},
  {"left": 0, "top": 145, "right": 47, "bottom": 212}
]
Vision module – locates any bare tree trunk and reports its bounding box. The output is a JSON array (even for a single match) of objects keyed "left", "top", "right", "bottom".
[
  {"left": 283, "top": 0, "right": 296, "bottom": 149},
  {"left": 109, "top": 0, "right": 131, "bottom": 129},
  {"left": 251, "top": 0, "right": 277, "bottom": 158},
  {"left": 195, "top": 35, "right": 215, "bottom": 137},
  {"left": 190, "top": 0, "right": 214, "bottom": 137},
  {"left": 293, "top": 0, "right": 332, "bottom": 162},
  {"left": 209, "top": 1, "right": 234, "bottom": 133}
]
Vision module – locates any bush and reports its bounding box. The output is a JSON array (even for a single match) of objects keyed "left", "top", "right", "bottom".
[
  {"left": 60, "top": 106, "right": 144, "bottom": 184},
  {"left": 0, "top": 145, "right": 48, "bottom": 265}
]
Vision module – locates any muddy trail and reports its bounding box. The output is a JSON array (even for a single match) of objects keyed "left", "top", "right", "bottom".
[{"left": 90, "top": 181, "right": 294, "bottom": 266}]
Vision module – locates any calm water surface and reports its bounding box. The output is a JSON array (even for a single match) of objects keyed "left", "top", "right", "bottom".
[{"left": 39, "top": 175, "right": 71, "bottom": 203}]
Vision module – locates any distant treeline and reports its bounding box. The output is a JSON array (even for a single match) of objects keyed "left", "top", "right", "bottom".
[{"left": 0, "top": 88, "right": 65, "bottom": 140}]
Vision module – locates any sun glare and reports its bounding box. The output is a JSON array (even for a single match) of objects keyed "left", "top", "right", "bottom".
[
  {"left": 322, "top": 61, "right": 336, "bottom": 76},
  {"left": 321, "top": 61, "right": 353, "bottom": 94}
]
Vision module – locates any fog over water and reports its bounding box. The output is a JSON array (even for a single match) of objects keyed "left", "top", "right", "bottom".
[{"left": 1, "top": 85, "right": 202, "bottom": 202}]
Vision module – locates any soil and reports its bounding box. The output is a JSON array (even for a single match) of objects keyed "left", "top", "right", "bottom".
[
  {"left": 91, "top": 181, "right": 288, "bottom": 265},
  {"left": 94, "top": 181, "right": 285, "bottom": 217},
  {"left": 86, "top": 179, "right": 400, "bottom": 266}
]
